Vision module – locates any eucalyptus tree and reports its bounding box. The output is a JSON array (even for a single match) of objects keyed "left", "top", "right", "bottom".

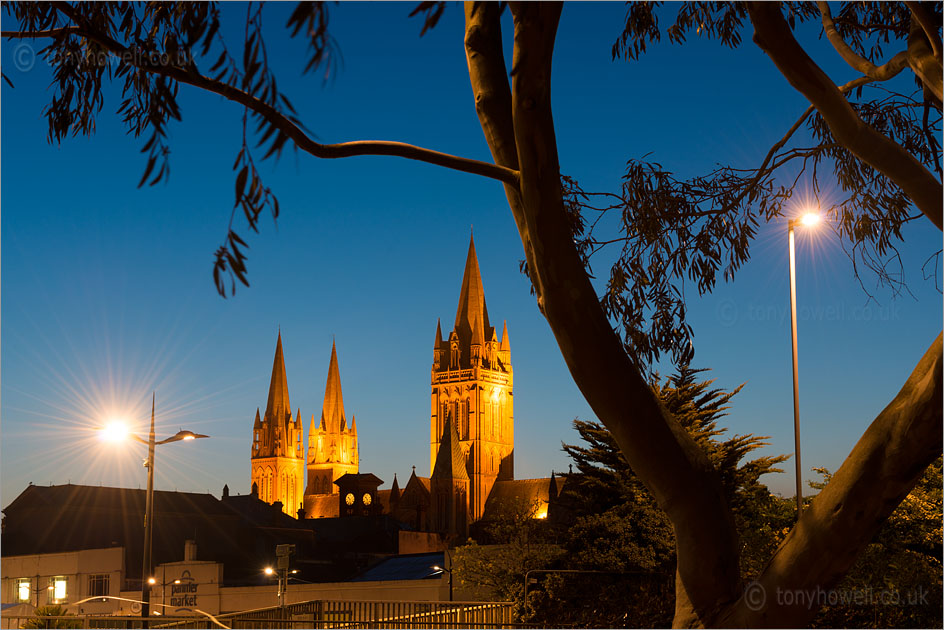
[{"left": 3, "top": 2, "right": 940, "bottom": 626}]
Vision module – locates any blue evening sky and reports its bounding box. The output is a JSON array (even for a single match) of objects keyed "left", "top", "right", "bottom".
[{"left": 2, "top": 3, "right": 941, "bottom": 506}]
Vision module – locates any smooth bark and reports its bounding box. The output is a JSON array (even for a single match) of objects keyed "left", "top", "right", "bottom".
[
  {"left": 906, "top": 17, "right": 944, "bottom": 105},
  {"left": 9, "top": 3, "right": 943, "bottom": 626},
  {"left": 816, "top": 2, "right": 909, "bottom": 81},
  {"left": 720, "top": 334, "right": 943, "bottom": 628},
  {"left": 747, "top": 2, "right": 943, "bottom": 231},
  {"left": 466, "top": 2, "right": 741, "bottom": 625}
]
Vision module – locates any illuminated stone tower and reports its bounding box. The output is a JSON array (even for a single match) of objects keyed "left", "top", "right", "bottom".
[
  {"left": 305, "top": 341, "right": 359, "bottom": 498},
  {"left": 431, "top": 234, "right": 514, "bottom": 520},
  {"left": 251, "top": 331, "right": 305, "bottom": 516}
]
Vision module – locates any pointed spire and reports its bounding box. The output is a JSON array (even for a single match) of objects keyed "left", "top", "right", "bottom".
[
  {"left": 471, "top": 312, "right": 484, "bottom": 346},
  {"left": 454, "top": 233, "right": 490, "bottom": 343},
  {"left": 295, "top": 408, "right": 301, "bottom": 427},
  {"left": 500, "top": 320, "right": 510, "bottom": 351},
  {"left": 434, "top": 318, "right": 443, "bottom": 348},
  {"left": 549, "top": 471, "right": 558, "bottom": 499},
  {"left": 390, "top": 473, "right": 401, "bottom": 504},
  {"left": 320, "top": 340, "right": 346, "bottom": 434},
  {"left": 253, "top": 408, "right": 262, "bottom": 429},
  {"left": 350, "top": 415, "right": 357, "bottom": 434},
  {"left": 265, "top": 331, "right": 291, "bottom": 423},
  {"left": 432, "top": 415, "right": 469, "bottom": 481}
]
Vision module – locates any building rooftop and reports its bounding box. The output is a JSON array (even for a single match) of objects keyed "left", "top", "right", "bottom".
[{"left": 348, "top": 552, "right": 445, "bottom": 582}]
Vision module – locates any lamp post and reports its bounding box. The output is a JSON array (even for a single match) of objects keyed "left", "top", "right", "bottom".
[
  {"left": 430, "top": 565, "right": 453, "bottom": 601},
  {"left": 151, "top": 574, "right": 181, "bottom": 617},
  {"left": 100, "top": 393, "right": 208, "bottom": 621},
  {"left": 788, "top": 212, "right": 820, "bottom": 518}
]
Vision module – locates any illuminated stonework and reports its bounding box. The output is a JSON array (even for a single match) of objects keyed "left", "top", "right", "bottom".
[
  {"left": 304, "top": 341, "right": 359, "bottom": 516},
  {"left": 250, "top": 332, "right": 305, "bottom": 516},
  {"left": 431, "top": 234, "right": 514, "bottom": 521}
]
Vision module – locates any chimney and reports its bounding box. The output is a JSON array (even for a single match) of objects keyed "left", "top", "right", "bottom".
[{"left": 184, "top": 539, "right": 197, "bottom": 561}]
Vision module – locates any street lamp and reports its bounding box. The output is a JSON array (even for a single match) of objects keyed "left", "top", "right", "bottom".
[
  {"left": 150, "top": 576, "right": 181, "bottom": 616},
  {"left": 788, "top": 211, "right": 820, "bottom": 518},
  {"left": 100, "top": 393, "right": 208, "bottom": 621},
  {"left": 430, "top": 565, "right": 453, "bottom": 601}
]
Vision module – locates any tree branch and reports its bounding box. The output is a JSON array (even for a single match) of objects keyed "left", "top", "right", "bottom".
[
  {"left": 905, "top": 12, "right": 943, "bottom": 105},
  {"left": 904, "top": 0, "right": 942, "bottom": 60},
  {"left": 504, "top": 3, "right": 740, "bottom": 626},
  {"left": 735, "top": 76, "right": 875, "bottom": 211},
  {"left": 816, "top": 2, "right": 909, "bottom": 81},
  {"left": 723, "top": 333, "right": 943, "bottom": 627},
  {"left": 747, "top": 2, "right": 943, "bottom": 231},
  {"left": 1, "top": 27, "right": 79, "bottom": 38},
  {"left": 464, "top": 1, "right": 532, "bottom": 261},
  {"left": 42, "top": 4, "right": 520, "bottom": 188}
]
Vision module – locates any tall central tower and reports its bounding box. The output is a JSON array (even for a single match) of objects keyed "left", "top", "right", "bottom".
[
  {"left": 431, "top": 234, "right": 514, "bottom": 520},
  {"left": 251, "top": 331, "right": 305, "bottom": 516}
]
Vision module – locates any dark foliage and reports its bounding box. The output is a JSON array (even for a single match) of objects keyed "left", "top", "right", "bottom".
[
  {"left": 809, "top": 459, "right": 943, "bottom": 628},
  {"left": 513, "top": 367, "right": 788, "bottom": 626}
]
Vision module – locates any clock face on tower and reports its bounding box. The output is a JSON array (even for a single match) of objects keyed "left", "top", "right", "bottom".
[
  {"left": 345, "top": 493, "right": 355, "bottom": 506},
  {"left": 362, "top": 493, "right": 372, "bottom": 506}
]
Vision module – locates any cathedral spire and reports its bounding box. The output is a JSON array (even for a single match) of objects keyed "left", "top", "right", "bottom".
[
  {"left": 265, "top": 331, "right": 291, "bottom": 422},
  {"left": 454, "top": 233, "right": 490, "bottom": 343},
  {"left": 500, "top": 320, "right": 510, "bottom": 352},
  {"left": 320, "top": 340, "right": 347, "bottom": 434},
  {"left": 434, "top": 318, "right": 443, "bottom": 348},
  {"left": 390, "top": 473, "right": 401, "bottom": 504},
  {"left": 432, "top": 415, "right": 469, "bottom": 481}
]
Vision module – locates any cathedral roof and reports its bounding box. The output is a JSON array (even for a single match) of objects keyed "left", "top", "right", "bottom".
[
  {"left": 264, "top": 331, "right": 291, "bottom": 423},
  {"left": 431, "top": 416, "right": 469, "bottom": 481},
  {"left": 320, "top": 340, "right": 347, "bottom": 434},
  {"left": 480, "top": 477, "right": 566, "bottom": 521},
  {"left": 453, "top": 233, "right": 490, "bottom": 344}
]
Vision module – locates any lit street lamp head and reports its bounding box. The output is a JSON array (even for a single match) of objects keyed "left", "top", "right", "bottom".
[
  {"left": 157, "top": 430, "right": 210, "bottom": 445},
  {"left": 790, "top": 211, "right": 822, "bottom": 229},
  {"left": 801, "top": 212, "right": 821, "bottom": 227}
]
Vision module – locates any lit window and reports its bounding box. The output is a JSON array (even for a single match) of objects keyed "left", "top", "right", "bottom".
[
  {"left": 17, "top": 578, "right": 30, "bottom": 603},
  {"left": 88, "top": 574, "right": 109, "bottom": 597},
  {"left": 50, "top": 577, "right": 67, "bottom": 603}
]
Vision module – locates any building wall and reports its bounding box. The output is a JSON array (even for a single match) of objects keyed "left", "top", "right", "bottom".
[
  {"left": 1, "top": 547, "right": 124, "bottom": 615},
  {"left": 251, "top": 456, "right": 305, "bottom": 516},
  {"left": 430, "top": 367, "right": 513, "bottom": 520}
]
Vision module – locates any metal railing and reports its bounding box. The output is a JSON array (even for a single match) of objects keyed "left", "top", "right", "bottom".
[
  {"left": 218, "top": 599, "right": 512, "bottom": 629},
  {"left": 1, "top": 600, "right": 514, "bottom": 630}
]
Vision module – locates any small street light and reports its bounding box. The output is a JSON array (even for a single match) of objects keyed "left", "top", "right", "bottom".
[
  {"left": 150, "top": 576, "right": 181, "bottom": 616},
  {"left": 265, "top": 545, "right": 296, "bottom": 614},
  {"left": 787, "top": 211, "right": 820, "bottom": 518},
  {"left": 99, "top": 393, "right": 208, "bottom": 622}
]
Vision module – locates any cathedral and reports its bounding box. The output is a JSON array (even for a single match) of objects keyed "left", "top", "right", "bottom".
[{"left": 250, "top": 234, "right": 557, "bottom": 536}]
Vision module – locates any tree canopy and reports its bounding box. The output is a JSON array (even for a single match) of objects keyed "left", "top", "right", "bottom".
[{"left": 3, "top": 2, "right": 941, "bottom": 626}]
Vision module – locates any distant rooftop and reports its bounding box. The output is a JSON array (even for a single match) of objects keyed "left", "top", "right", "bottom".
[{"left": 348, "top": 552, "right": 445, "bottom": 582}]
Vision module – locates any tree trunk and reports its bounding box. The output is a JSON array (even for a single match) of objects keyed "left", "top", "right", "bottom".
[
  {"left": 465, "top": 2, "right": 741, "bottom": 625},
  {"left": 719, "top": 333, "right": 942, "bottom": 627},
  {"left": 466, "top": 2, "right": 943, "bottom": 627}
]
